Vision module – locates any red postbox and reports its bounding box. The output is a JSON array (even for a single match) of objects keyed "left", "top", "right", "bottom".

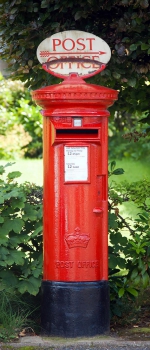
[{"left": 32, "top": 30, "right": 118, "bottom": 337}]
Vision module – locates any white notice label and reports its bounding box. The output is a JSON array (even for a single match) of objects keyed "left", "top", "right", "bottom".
[{"left": 65, "top": 146, "right": 88, "bottom": 182}]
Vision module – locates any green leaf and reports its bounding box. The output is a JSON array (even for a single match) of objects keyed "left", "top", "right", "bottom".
[
  {"left": 130, "top": 269, "right": 138, "bottom": 280},
  {"left": 0, "top": 216, "right": 4, "bottom": 224},
  {"left": 117, "top": 257, "right": 127, "bottom": 269},
  {"left": 0, "top": 166, "right": 5, "bottom": 175},
  {"left": 118, "top": 287, "right": 125, "bottom": 297},
  {"left": 10, "top": 7, "right": 18, "bottom": 14},
  {"left": 133, "top": 275, "right": 141, "bottom": 286},
  {"left": 110, "top": 161, "right": 116, "bottom": 172},
  {"left": 128, "top": 78, "right": 137, "bottom": 87},
  {"left": 5, "top": 162, "right": 16, "bottom": 168},
  {"left": 141, "top": 43, "right": 149, "bottom": 50},
  {"left": 130, "top": 44, "right": 138, "bottom": 51},
  {"left": 126, "top": 287, "right": 138, "bottom": 297},
  {"left": 112, "top": 168, "right": 125, "bottom": 175},
  {"left": 0, "top": 232, "right": 8, "bottom": 245},
  {"left": 110, "top": 232, "right": 122, "bottom": 245},
  {"left": 0, "top": 195, "right": 4, "bottom": 204},
  {"left": 4, "top": 189, "right": 19, "bottom": 199},
  {"left": 11, "top": 197, "right": 25, "bottom": 209},
  {"left": 8, "top": 250, "right": 25, "bottom": 265},
  {"left": 1, "top": 221, "right": 12, "bottom": 234},
  {"left": 0, "top": 247, "right": 9, "bottom": 256},
  {"left": 122, "top": 37, "right": 130, "bottom": 43},
  {"left": 112, "top": 72, "right": 121, "bottom": 79},
  {"left": 74, "top": 11, "right": 82, "bottom": 20},
  {"left": 7, "top": 171, "right": 21, "bottom": 180},
  {"left": 41, "top": 0, "right": 48, "bottom": 8},
  {"left": 109, "top": 213, "right": 118, "bottom": 230},
  {"left": 9, "top": 235, "right": 22, "bottom": 246},
  {"left": 31, "top": 225, "right": 43, "bottom": 237},
  {"left": 11, "top": 218, "right": 24, "bottom": 233},
  {"left": 142, "top": 272, "right": 149, "bottom": 288},
  {"left": 0, "top": 270, "right": 18, "bottom": 287},
  {"left": 18, "top": 276, "right": 40, "bottom": 295},
  {"left": 24, "top": 203, "right": 38, "bottom": 221},
  {"left": 109, "top": 254, "right": 118, "bottom": 268}
]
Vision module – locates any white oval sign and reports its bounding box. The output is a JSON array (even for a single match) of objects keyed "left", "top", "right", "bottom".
[{"left": 37, "top": 30, "right": 111, "bottom": 78}]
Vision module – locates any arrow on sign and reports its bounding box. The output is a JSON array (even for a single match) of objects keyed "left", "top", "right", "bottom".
[
  {"left": 40, "top": 50, "right": 107, "bottom": 57},
  {"left": 99, "top": 51, "right": 107, "bottom": 55}
]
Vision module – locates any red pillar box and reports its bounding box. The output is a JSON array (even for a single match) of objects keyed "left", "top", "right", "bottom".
[{"left": 31, "top": 30, "right": 118, "bottom": 337}]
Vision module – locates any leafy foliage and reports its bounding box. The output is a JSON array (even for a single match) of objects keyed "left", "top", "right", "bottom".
[
  {"left": 0, "top": 0, "right": 150, "bottom": 118},
  {"left": 0, "top": 162, "right": 149, "bottom": 319},
  {"left": 0, "top": 163, "right": 43, "bottom": 295},
  {"left": 109, "top": 110, "right": 150, "bottom": 161},
  {"left": 16, "top": 98, "right": 42, "bottom": 158},
  {"left": 108, "top": 161, "right": 150, "bottom": 316},
  {"left": 0, "top": 76, "right": 43, "bottom": 158}
]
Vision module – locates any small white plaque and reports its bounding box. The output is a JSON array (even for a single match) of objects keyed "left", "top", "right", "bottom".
[
  {"left": 73, "top": 118, "right": 82, "bottom": 127},
  {"left": 65, "top": 146, "right": 88, "bottom": 181}
]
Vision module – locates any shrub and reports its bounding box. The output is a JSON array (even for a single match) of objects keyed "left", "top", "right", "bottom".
[
  {"left": 109, "top": 161, "right": 150, "bottom": 316},
  {"left": 0, "top": 163, "right": 42, "bottom": 295},
  {"left": 109, "top": 111, "right": 150, "bottom": 161},
  {"left": 0, "top": 76, "right": 43, "bottom": 159},
  {"left": 16, "top": 98, "right": 43, "bottom": 158},
  {"left": 0, "top": 162, "right": 149, "bottom": 320}
]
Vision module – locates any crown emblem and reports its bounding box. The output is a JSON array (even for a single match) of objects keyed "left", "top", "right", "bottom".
[{"left": 65, "top": 227, "right": 90, "bottom": 249}]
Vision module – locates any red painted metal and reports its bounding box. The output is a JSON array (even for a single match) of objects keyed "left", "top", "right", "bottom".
[
  {"left": 31, "top": 74, "right": 118, "bottom": 282},
  {"left": 42, "top": 61, "right": 106, "bottom": 79}
]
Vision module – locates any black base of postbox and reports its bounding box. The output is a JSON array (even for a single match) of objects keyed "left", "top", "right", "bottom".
[{"left": 41, "top": 280, "right": 110, "bottom": 337}]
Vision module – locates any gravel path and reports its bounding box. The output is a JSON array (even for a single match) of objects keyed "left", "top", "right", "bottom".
[{"left": 2, "top": 336, "right": 150, "bottom": 350}]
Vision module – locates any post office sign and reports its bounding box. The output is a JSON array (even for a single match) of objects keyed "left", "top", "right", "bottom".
[{"left": 37, "top": 30, "right": 111, "bottom": 78}]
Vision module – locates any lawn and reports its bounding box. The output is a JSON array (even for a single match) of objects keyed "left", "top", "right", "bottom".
[
  {"left": 109, "top": 158, "right": 150, "bottom": 183},
  {"left": 0, "top": 157, "right": 149, "bottom": 218},
  {"left": 1, "top": 157, "right": 149, "bottom": 185},
  {"left": 0, "top": 159, "right": 43, "bottom": 186}
]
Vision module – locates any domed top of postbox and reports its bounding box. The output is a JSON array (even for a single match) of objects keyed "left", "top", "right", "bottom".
[{"left": 31, "top": 73, "right": 118, "bottom": 117}]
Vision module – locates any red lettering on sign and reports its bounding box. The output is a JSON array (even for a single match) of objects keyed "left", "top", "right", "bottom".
[
  {"left": 92, "top": 55, "right": 100, "bottom": 68},
  {"left": 76, "top": 38, "right": 86, "bottom": 50},
  {"left": 81, "top": 55, "right": 91, "bottom": 68},
  {"left": 47, "top": 56, "right": 59, "bottom": 69},
  {"left": 52, "top": 39, "right": 61, "bottom": 51},
  {"left": 86, "top": 38, "right": 95, "bottom": 50},
  {"left": 52, "top": 37, "right": 95, "bottom": 52},
  {"left": 62, "top": 38, "right": 75, "bottom": 51}
]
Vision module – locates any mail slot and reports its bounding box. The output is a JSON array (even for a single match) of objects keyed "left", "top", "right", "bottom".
[
  {"left": 56, "top": 128, "right": 99, "bottom": 136},
  {"left": 52, "top": 127, "right": 100, "bottom": 143}
]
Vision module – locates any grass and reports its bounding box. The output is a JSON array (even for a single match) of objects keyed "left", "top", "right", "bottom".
[
  {"left": 0, "top": 157, "right": 149, "bottom": 185},
  {"left": 109, "top": 158, "right": 150, "bottom": 183},
  {"left": 0, "top": 159, "right": 43, "bottom": 186},
  {"left": 0, "top": 291, "right": 36, "bottom": 342}
]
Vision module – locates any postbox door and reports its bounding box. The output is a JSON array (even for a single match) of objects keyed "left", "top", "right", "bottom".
[{"left": 43, "top": 122, "right": 108, "bottom": 282}]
